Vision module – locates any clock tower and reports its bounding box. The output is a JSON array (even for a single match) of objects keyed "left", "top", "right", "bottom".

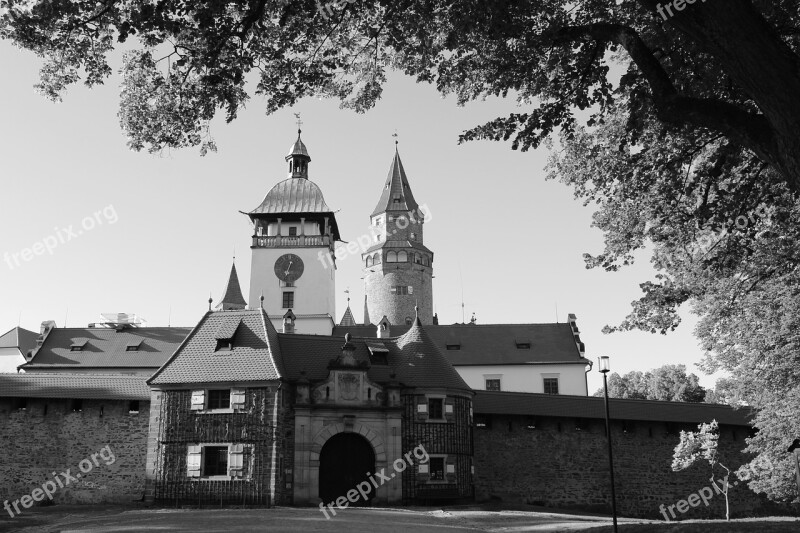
[{"left": 246, "top": 129, "right": 340, "bottom": 335}]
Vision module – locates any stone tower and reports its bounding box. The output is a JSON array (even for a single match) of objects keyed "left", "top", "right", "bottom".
[
  {"left": 363, "top": 149, "right": 433, "bottom": 325},
  {"left": 246, "top": 129, "right": 340, "bottom": 335}
]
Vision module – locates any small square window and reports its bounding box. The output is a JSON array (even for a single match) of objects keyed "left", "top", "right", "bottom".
[
  {"left": 428, "top": 398, "right": 444, "bottom": 419},
  {"left": 207, "top": 390, "right": 231, "bottom": 410},
  {"left": 288, "top": 227, "right": 297, "bottom": 236},
  {"left": 71, "top": 399, "right": 83, "bottom": 412},
  {"left": 129, "top": 400, "right": 140, "bottom": 413},
  {"left": 282, "top": 292, "right": 294, "bottom": 309},
  {"left": 203, "top": 446, "right": 228, "bottom": 477},
  {"left": 544, "top": 378, "right": 559, "bottom": 395},
  {"left": 485, "top": 379, "right": 501, "bottom": 391},
  {"left": 429, "top": 458, "right": 445, "bottom": 481},
  {"left": 215, "top": 338, "right": 233, "bottom": 351},
  {"left": 446, "top": 343, "right": 460, "bottom": 350}
]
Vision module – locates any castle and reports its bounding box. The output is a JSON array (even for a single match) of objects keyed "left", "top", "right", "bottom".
[{"left": 0, "top": 131, "right": 768, "bottom": 518}]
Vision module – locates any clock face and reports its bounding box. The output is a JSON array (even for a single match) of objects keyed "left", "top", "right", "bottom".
[{"left": 274, "top": 254, "right": 304, "bottom": 283}]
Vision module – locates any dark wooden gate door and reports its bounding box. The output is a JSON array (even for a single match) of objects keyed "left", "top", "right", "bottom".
[{"left": 319, "top": 432, "right": 375, "bottom": 506}]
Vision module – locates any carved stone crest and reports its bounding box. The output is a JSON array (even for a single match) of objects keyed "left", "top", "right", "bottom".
[{"left": 338, "top": 373, "right": 360, "bottom": 401}]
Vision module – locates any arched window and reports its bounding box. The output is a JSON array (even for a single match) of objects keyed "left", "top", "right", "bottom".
[
  {"left": 387, "top": 251, "right": 397, "bottom": 263},
  {"left": 398, "top": 251, "right": 408, "bottom": 262},
  {"left": 366, "top": 256, "right": 373, "bottom": 267},
  {"left": 410, "top": 232, "right": 416, "bottom": 241},
  {"left": 422, "top": 255, "right": 429, "bottom": 266},
  {"left": 405, "top": 317, "right": 413, "bottom": 325},
  {"left": 373, "top": 253, "right": 381, "bottom": 264},
  {"left": 414, "top": 253, "right": 421, "bottom": 264}
]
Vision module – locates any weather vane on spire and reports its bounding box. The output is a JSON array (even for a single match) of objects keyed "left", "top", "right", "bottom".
[
  {"left": 392, "top": 130, "right": 398, "bottom": 146},
  {"left": 294, "top": 112, "right": 303, "bottom": 134},
  {"left": 344, "top": 287, "right": 350, "bottom": 304}
]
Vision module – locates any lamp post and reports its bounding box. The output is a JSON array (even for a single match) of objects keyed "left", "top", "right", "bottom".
[{"left": 599, "top": 356, "right": 619, "bottom": 533}]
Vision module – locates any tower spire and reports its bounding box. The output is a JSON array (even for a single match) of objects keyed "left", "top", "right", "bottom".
[
  {"left": 286, "top": 118, "right": 310, "bottom": 179},
  {"left": 217, "top": 260, "right": 247, "bottom": 311}
]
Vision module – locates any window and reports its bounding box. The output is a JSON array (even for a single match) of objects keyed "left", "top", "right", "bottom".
[
  {"left": 414, "top": 253, "right": 421, "bottom": 264},
  {"left": 445, "top": 343, "right": 460, "bottom": 350},
  {"left": 515, "top": 337, "right": 531, "bottom": 349},
  {"left": 543, "top": 378, "right": 559, "bottom": 395},
  {"left": 398, "top": 251, "right": 407, "bottom": 262},
  {"left": 386, "top": 251, "right": 397, "bottom": 263},
  {"left": 405, "top": 317, "right": 412, "bottom": 325},
  {"left": 288, "top": 226, "right": 297, "bottom": 236},
  {"left": 388, "top": 215, "right": 394, "bottom": 224},
  {"left": 71, "top": 399, "right": 83, "bottom": 412},
  {"left": 128, "top": 400, "right": 140, "bottom": 413},
  {"left": 392, "top": 193, "right": 401, "bottom": 203},
  {"left": 366, "top": 256, "right": 373, "bottom": 267},
  {"left": 390, "top": 285, "right": 409, "bottom": 295},
  {"left": 70, "top": 340, "right": 87, "bottom": 352},
  {"left": 429, "top": 457, "right": 445, "bottom": 481},
  {"left": 373, "top": 253, "right": 381, "bottom": 264},
  {"left": 428, "top": 398, "right": 444, "bottom": 420},
  {"left": 215, "top": 338, "right": 233, "bottom": 351},
  {"left": 282, "top": 291, "right": 294, "bottom": 309},
  {"left": 485, "top": 379, "right": 501, "bottom": 391},
  {"left": 203, "top": 446, "right": 229, "bottom": 477},
  {"left": 125, "top": 345, "right": 139, "bottom": 352},
  {"left": 207, "top": 390, "right": 231, "bottom": 410}
]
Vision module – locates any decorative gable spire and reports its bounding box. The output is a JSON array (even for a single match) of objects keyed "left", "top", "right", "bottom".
[
  {"left": 217, "top": 261, "right": 247, "bottom": 311},
  {"left": 286, "top": 117, "right": 310, "bottom": 179}
]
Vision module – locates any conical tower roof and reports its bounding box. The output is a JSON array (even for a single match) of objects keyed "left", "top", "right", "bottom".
[
  {"left": 217, "top": 262, "right": 247, "bottom": 311},
  {"left": 371, "top": 149, "right": 419, "bottom": 216},
  {"left": 338, "top": 305, "right": 357, "bottom": 327}
]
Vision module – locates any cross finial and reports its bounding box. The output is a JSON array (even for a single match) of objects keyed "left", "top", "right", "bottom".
[
  {"left": 392, "top": 130, "right": 398, "bottom": 147},
  {"left": 344, "top": 287, "right": 350, "bottom": 304},
  {"left": 294, "top": 112, "right": 303, "bottom": 134}
]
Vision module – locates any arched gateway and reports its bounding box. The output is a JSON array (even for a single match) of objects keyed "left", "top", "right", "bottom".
[{"left": 318, "top": 432, "right": 375, "bottom": 506}]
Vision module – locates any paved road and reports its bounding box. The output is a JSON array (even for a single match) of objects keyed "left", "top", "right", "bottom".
[{"left": 0, "top": 506, "right": 632, "bottom": 533}]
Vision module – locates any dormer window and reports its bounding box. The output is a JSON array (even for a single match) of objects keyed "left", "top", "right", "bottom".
[
  {"left": 70, "top": 340, "right": 87, "bottom": 352},
  {"left": 392, "top": 193, "right": 401, "bottom": 203},
  {"left": 214, "top": 318, "right": 240, "bottom": 352},
  {"left": 215, "top": 339, "right": 233, "bottom": 351},
  {"left": 126, "top": 340, "right": 142, "bottom": 352},
  {"left": 515, "top": 338, "right": 531, "bottom": 349}
]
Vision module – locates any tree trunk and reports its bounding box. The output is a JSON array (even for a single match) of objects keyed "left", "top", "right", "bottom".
[{"left": 639, "top": 0, "right": 800, "bottom": 193}]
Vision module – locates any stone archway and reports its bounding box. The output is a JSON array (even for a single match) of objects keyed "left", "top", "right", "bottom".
[{"left": 318, "top": 432, "right": 375, "bottom": 506}]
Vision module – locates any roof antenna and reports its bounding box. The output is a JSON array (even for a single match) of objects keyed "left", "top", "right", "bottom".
[
  {"left": 555, "top": 302, "right": 559, "bottom": 323},
  {"left": 167, "top": 305, "right": 172, "bottom": 327},
  {"left": 63, "top": 307, "right": 68, "bottom": 328},
  {"left": 459, "top": 263, "right": 465, "bottom": 324}
]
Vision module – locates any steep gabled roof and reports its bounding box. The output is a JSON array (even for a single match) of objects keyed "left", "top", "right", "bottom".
[
  {"left": 0, "top": 373, "right": 150, "bottom": 400},
  {"left": 371, "top": 150, "right": 419, "bottom": 216},
  {"left": 148, "top": 309, "right": 282, "bottom": 385},
  {"left": 20, "top": 327, "right": 190, "bottom": 370},
  {"left": 217, "top": 262, "right": 247, "bottom": 310}
]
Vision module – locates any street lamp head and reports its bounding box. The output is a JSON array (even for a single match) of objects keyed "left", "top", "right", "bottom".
[{"left": 598, "top": 356, "right": 610, "bottom": 374}]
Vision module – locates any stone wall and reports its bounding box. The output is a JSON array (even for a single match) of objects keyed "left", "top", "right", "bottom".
[
  {"left": 473, "top": 413, "right": 782, "bottom": 519},
  {"left": 0, "top": 398, "right": 149, "bottom": 507}
]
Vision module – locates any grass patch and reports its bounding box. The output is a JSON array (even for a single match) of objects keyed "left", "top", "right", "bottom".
[{"left": 585, "top": 517, "right": 800, "bottom": 532}]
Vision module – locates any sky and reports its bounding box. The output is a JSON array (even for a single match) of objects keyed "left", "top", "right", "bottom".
[{"left": 0, "top": 41, "right": 722, "bottom": 394}]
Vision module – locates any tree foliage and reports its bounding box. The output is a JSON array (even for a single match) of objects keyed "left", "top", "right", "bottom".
[
  {"left": 4, "top": 0, "right": 800, "bottom": 501},
  {"left": 594, "top": 364, "right": 706, "bottom": 402}
]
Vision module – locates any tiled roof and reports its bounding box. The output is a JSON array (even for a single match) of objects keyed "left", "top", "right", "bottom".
[
  {"left": 0, "top": 327, "right": 38, "bottom": 354},
  {"left": 371, "top": 150, "right": 419, "bottom": 217},
  {"left": 0, "top": 373, "right": 150, "bottom": 400},
  {"left": 333, "top": 323, "right": 587, "bottom": 366},
  {"left": 248, "top": 178, "right": 334, "bottom": 215},
  {"left": 390, "top": 319, "right": 472, "bottom": 392},
  {"left": 21, "top": 327, "right": 191, "bottom": 370},
  {"left": 217, "top": 262, "right": 247, "bottom": 310},
  {"left": 363, "top": 240, "right": 433, "bottom": 255},
  {"left": 473, "top": 391, "right": 755, "bottom": 426},
  {"left": 277, "top": 333, "right": 392, "bottom": 382},
  {"left": 149, "top": 309, "right": 282, "bottom": 385},
  {"left": 339, "top": 306, "right": 357, "bottom": 327}
]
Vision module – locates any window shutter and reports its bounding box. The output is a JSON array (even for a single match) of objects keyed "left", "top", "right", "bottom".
[
  {"left": 445, "top": 457, "right": 456, "bottom": 481},
  {"left": 417, "top": 462, "right": 430, "bottom": 482},
  {"left": 444, "top": 399, "right": 455, "bottom": 421},
  {"left": 416, "top": 396, "right": 428, "bottom": 421},
  {"left": 229, "top": 444, "right": 244, "bottom": 477},
  {"left": 190, "top": 390, "right": 205, "bottom": 411},
  {"left": 187, "top": 445, "right": 201, "bottom": 477},
  {"left": 230, "top": 389, "right": 246, "bottom": 410}
]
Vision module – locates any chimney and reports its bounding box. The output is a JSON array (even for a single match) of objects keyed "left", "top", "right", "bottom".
[{"left": 283, "top": 309, "right": 296, "bottom": 334}]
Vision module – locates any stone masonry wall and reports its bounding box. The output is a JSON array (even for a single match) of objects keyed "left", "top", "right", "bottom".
[
  {"left": 0, "top": 398, "right": 149, "bottom": 507},
  {"left": 474, "top": 414, "right": 784, "bottom": 520}
]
